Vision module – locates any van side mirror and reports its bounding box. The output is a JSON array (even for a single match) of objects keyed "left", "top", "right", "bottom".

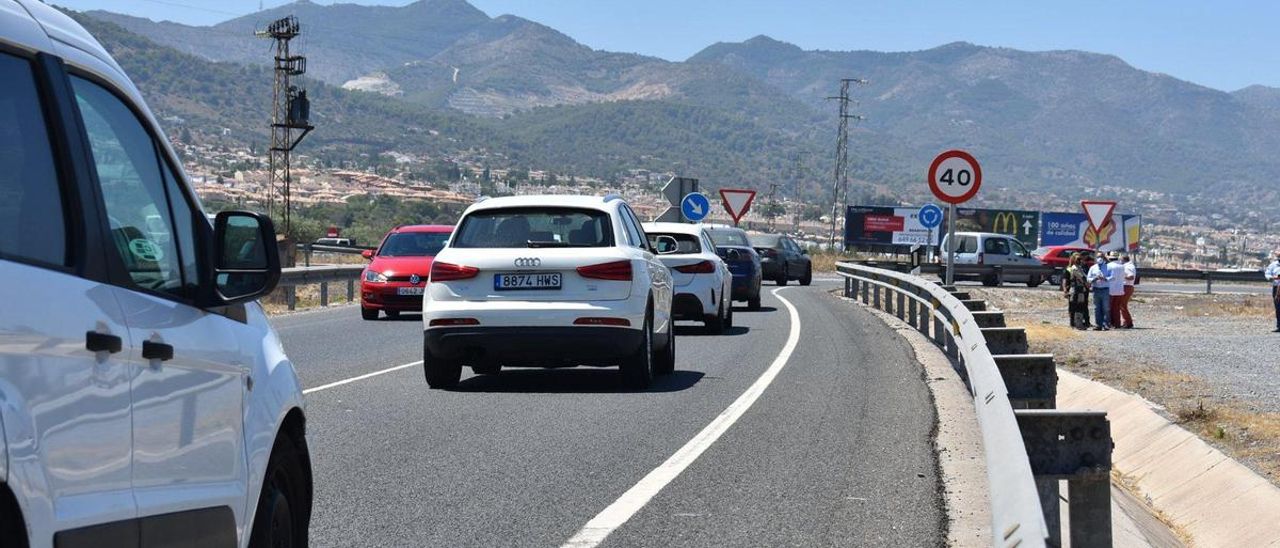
[{"left": 211, "top": 211, "right": 280, "bottom": 305}]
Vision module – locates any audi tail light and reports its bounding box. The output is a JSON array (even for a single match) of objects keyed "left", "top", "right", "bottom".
[
  {"left": 577, "top": 260, "right": 632, "bottom": 281},
  {"left": 674, "top": 260, "right": 715, "bottom": 274},
  {"left": 430, "top": 261, "right": 479, "bottom": 282}
]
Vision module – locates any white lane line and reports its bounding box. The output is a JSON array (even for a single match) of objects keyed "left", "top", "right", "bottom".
[
  {"left": 302, "top": 360, "right": 422, "bottom": 394},
  {"left": 561, "top": 287, "right": 803, "bottom": 548}
]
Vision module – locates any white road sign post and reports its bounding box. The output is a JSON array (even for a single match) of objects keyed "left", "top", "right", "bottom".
[{"left": 927, "top": 150, "right": 982, "bottom": 286}]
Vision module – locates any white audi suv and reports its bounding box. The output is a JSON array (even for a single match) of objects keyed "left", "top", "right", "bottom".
[{"left": 422, "top": 195, "right": 675, "bottom": 389}]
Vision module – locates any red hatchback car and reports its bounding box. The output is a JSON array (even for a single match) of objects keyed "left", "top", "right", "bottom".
[
  {"left": 1033, "top": 245, "right": 1096, "bottom": 268},
  {"left": 360, "top": 225, "right": 453, "bottom": 320}
]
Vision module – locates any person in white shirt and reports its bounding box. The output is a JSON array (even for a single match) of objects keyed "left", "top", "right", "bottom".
[
  {"left": 1267, "top": 251, "right": 1280, "bottom": 333},
  {"left": 1086, "top": 253, "right": 1112, "bottom": 330},
  {"left": 1117, "top": 254, "right": 1137, "bottom": 329},
  {"left": 1106, "top": 252, "right": 1127, "bottom": 328}
]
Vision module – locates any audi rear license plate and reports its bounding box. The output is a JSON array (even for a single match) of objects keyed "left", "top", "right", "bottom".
[
  {"left": 494, "top": 272, "right": 562, "bottom": 290},
  {"left": 397, "top": 287, "right": 425, "bottom": 296}
]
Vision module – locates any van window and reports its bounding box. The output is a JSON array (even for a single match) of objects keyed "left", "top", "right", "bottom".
[
  {"left": 73, "top": 76, "right": 198, "bottom": 299},
  {"left": 952, "top": 236, "right": 978, "bottom": 254},
  {"left": 1010, "top": 239, "right": 1030, "bottom": 257},
  {"left": 0, "top": 53, "right": 67, "bottom": 267},
  {"left": 984, "top": 237, "right": 1011, "bottom": 255}
]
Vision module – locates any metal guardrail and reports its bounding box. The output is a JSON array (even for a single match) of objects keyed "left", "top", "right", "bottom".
[
  {"left": 296, "top": 243, "right": 373, "bottom": 267},
  {"left": 836, "top": 262, "right": 1114, "bottom": 548},
  {"left": 277, "top": 264, "right": 365, "bottom": 310},
  {"left": 853, "top": 261, "right": 1269, "bottom": 294}
]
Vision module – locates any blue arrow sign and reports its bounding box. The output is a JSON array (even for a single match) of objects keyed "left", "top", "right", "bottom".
[
  {"left": 681, "top": 192, "right": 711, "bottom": 222},
  {"left": 918, "top": 203, "right": 943, "bottom": 229}
]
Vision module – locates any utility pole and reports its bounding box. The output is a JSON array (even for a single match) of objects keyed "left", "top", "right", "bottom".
[
  {"left": 826, "top": 78, "right": 867, "bottom": 250},
  {"left": 766, "top": 181, "right": 780, "bottom": 231},
  {"left": 791, "top": 152, "right": 806, "bottom": 233},
  {"left": 257, "top": 15, "right": 314, "bottom": 237}
]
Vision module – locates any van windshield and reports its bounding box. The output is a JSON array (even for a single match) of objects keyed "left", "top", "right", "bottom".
[{"left": 452, "top": 207, "right": 614, "bottom": 248}]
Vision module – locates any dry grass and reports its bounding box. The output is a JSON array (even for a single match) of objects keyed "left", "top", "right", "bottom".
[
  {"left": 261, "top": 282, "right": 358, "bottom": 315},
  {"left": 1012, "top": 319, "right": 1280, "bottom": 485},
  {"left": 808, "top": 251, "right": 860, "bottom": 273},
  {"left": 1176, "top": 295, "right": 1274, "bottom": 318}
]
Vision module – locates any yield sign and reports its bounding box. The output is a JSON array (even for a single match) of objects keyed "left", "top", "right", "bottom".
[
  {"left": 719, "top": 189, "right": 757, "bottom": 226},
  {"left": 1080, "top": 200, "right": 1117, "bottom": 234}
]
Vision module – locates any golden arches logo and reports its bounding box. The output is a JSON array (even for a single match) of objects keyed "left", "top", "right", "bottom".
[{"left": 991, "top": 211, "right": 1020, "bottom": 235}]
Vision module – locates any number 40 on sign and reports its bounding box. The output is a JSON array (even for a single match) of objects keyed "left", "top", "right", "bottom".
[{"left": 927, "top": 150, "right": 982, "bottom": 205}]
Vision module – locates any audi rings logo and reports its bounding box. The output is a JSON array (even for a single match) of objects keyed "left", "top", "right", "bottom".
[
  {"left": 409, "top": 274, "right": 421, "bottom": 285},
  {"left": 514, "top": 257, "right": 541, "bottom": 268}
]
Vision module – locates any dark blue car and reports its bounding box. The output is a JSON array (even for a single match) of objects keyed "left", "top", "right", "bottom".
[{"left": 705, "top": 225, "right": 763, "bottom": 310}]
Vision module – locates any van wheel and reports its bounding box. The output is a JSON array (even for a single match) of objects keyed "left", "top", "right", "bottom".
[
  {"left": 0, "top": 487, "right": 28, "bottom": 548},
  {"left": 982, "top": 276, "right": 999, "bottom": 287},
  {"left": 1026, "top": 276, "right": 1043, "bottom": 288},
  {"left": 361, "top": 307, "right": 378, "bottom": 321},
  {"left": 621, "top": 312, "right": 654, "bottom": 389},
  {"left": 249, "top": 432, "right": 310, "bottom": 548},
  {"left": 424, "top": 348, "right": 462, "bottom": 389}
]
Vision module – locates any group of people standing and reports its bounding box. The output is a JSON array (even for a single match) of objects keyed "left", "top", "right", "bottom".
[
  {"left": 1268, "top": 251, "right": 1280, "bottom": 333},
  {"left": 1062, "top": 251, "right": 1136, "bottom": 330}
]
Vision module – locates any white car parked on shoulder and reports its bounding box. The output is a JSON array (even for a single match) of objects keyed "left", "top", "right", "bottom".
[
  {"left": 642, "top": 222, "right": 734, "bottom": 333},
  {"left": 422, "top": 195, "right": 675, "bottom": 389},
  {"left": 1, "top": 3, "right": 310, "bottom": 546}
]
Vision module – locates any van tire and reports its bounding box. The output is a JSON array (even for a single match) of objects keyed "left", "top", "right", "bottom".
[
  {"left": 1026, "top": 276, "right": 1043, "bottom": 288},
  {"left": 0, "top": 486, "right": 27, "bottom": 548},
  {"left": 249, "top": 432, "right": 310, "bottom": 548}
]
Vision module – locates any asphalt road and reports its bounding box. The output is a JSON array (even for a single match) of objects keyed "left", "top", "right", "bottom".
[{"left": 270, "top": 281, "right": 944, "bottom": 547}]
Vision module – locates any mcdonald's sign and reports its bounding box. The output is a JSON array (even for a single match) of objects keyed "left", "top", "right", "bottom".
[{"left": 950, "top": 208, "right": 1039, "bottom": 248}]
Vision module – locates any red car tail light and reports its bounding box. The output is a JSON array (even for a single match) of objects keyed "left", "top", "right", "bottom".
[
  {"left": 573, "top": 317, "right": 631, "bottom": 326},
  {"left": 429, "top": 318, "right": 480, "bottom": 327},
  {"left": 674, "top": 260, "right": 715, "bottom": 274},
  {"left": 430, "top": 261, "right": 479, "bottom": 282},
  {"left": 577, "top": 260, "right": 632, "bottom": 281}
]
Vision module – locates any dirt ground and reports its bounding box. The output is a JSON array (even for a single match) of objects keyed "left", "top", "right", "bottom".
[{"left": 973, "top": 286, "right": 1280, "bottom": 486}]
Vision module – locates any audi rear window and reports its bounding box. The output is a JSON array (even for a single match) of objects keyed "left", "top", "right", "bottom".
[
  {"left": 748, "top": 234, "right": 781, "bottom": 247},
  {"left": 451, "top": 207, "right": 614, "bottom": 248},
  {"left": 379, "top": 232, "right": 449, "bottom": 256},
  {"left": 706, "top": 228, "right": 749, "bottom": 247}
]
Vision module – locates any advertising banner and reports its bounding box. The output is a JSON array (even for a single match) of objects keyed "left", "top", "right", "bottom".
[
  {"left": 845, "top": 206, "right": 941, "bottom": 248},
  {"left": 948, "top": 208, "right": 1040, "bottom": 249},
  {"left": 1041, "top": 212, "right": 1142, "bottom": 252}
]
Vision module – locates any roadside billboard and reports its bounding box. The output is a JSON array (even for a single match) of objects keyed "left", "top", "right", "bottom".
[
  {"left": 1041, "top": 212, "right": 1142, "bottom": 252},
  {"left": 845, "top": 206, "right": 941, "bottom": 248},
  {"left": 948, "top": 208, "right": 1040, "bottom": 249}
]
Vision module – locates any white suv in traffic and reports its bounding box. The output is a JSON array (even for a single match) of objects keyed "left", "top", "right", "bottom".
[
  {"left": 1, "top": 3, "right": 310, "bottom": 546},
  {"left": 642, "top": 222, "right": 733, "bottom": 333},
  {"left": 422, "top": 195, "right": 675, "bottom": 389}
]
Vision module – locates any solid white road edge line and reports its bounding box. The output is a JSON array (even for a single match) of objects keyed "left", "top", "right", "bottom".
[
  {"left": 560, "top": 287, "right": 803, "bottom": 548},
  {"left": 302, "top": 360, "right": 423, "bottom": 394}
]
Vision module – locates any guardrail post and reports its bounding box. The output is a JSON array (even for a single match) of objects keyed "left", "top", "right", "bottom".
[
  {"left": 1017, "top": 410, "right": 1113, "bottom": 548},
  {"left": 286, "top": 286, "right": 297, "bottom": 311},
  {"left": 320, "top": 282, "right": 329, "bottom": 307},
  {"left": 907, "top": 298, "right": 918, "bottom": 327},
  {"left": 1205, "top": 274, "right": 1213, "bottom": 295},
  {"left": 347, "top": 279, "right": 355, "bottom": 302},
  {"left": 1037, "top": 479, "right": 1063, "bottom": 547},
  {"left": 861, "top": 279, "right": 869, "bottom": 303},
  {"left": 873, "top": 284, "right": 882, "bottom": 309},
  {"left": 304, "top": 244, "right": 312, "bottom": 267},
  {"left": 895, "top": 292, "right": 906, "bottom": 320}
]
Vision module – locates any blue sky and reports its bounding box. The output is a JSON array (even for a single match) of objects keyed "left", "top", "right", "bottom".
[{"left": 50, "top": 0, "right": 1280, "bottom": 91}]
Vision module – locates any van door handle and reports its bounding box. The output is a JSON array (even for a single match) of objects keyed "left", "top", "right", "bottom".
[
  {"left": 86, "top": 331, "right": 123, "bottom": 354},
  {"left": 142, "top": 341, "right": 175, "bottom": 362}
]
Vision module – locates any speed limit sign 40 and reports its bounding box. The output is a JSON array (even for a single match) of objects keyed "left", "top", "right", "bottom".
[{"left": 927, "top": 150, "right": 982, "bottom": 204}]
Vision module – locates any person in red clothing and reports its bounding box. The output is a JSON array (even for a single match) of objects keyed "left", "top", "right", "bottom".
[
  {"left": 1106, "top": 252, "right": 1126, "bottom": 329},
  {"left": 1117, "top": 254, "right": 1137, "bottom": 328}
]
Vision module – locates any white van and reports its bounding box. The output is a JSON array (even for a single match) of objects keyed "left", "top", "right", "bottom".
[
  {"left": 0, "top": 2, "right": 310, "bottom": 546},
  {"left": 940, "top": 231, "right": 1045, "bottom": 286}
]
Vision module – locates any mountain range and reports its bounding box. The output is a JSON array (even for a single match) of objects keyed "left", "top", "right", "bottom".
[{"left": 81, "top": 0, "right": 1280, "bottom": 202}]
